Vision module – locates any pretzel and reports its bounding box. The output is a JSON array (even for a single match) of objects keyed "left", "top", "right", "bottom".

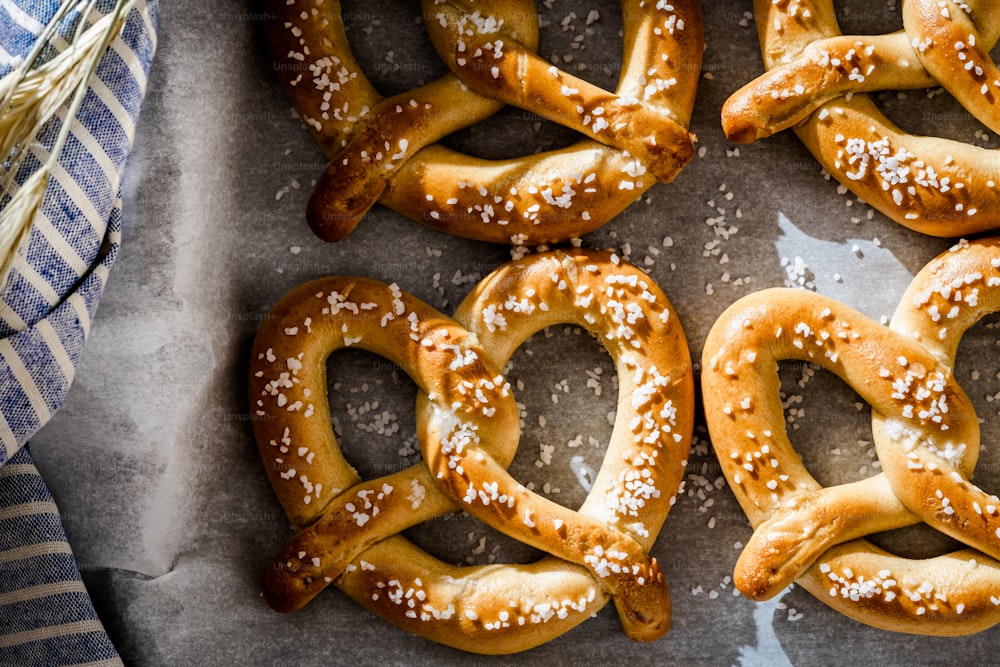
[
  {"left": 702, "top": 237, "right": 1000, "bottom": 636},
  {"left": 722, "top": 0, "right": 1000, "bottom": 237},
  {"left": 262, "top": 0, "right": 702, "bottom": 245},
  {"left": 248, "top": 249, "right": 695, "bottom": 653}
]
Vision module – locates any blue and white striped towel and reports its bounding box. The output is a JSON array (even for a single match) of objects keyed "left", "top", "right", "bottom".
[{"left": 0, "top": 1, "right": 158, "bottom": 664}]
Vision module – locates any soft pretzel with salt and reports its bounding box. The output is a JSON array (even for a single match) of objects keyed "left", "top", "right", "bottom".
[
  {"left": 702, "top": 237, "right": 1000, "bottom": 635},
  {"left": 262, "top": 0, "right": 702, "bottom": 245},
  {"left": 249, "top": 249, "right": 694, "bottom": 653},
  {"left": 722, "top": 0, "right": 1000, "bottom": 237}
]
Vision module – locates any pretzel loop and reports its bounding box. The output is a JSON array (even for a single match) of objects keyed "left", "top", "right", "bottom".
[
  {"left": 430, "top": 249, "right": 695, "bottom": 640},
  {"left": 702, "top": 237, "right": 1000, "bottom": 636},
  {"left": 874, "top": 238, "right": 1000, "bottom": 564},
  {"left": 264, "top": 0, "right": 702, "bottom": 245},
  {"left": 249, "top": 250, "right": 694, "bottom": 653},
  {"left": 250, "top": 277, "right": 520, "bottom": 610},
  {"left": 303, "top": 1, "right": 540, "bottom": 241},
  {"left": 722, "top": 0, "right": 1000, "bottom": 236}
]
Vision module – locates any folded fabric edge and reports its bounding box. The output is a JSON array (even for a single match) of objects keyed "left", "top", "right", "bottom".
[
  {"left": 0, "top": 196, "right": 122, "bottom": 461},
  {"left": 0, "top": 2, "right": 161, "bottom": 665},
  {"left": 0, "top": 0, "right": 160, "bottom": 458},
  {"left": 0, "top": 447, "right": 123, "bottom": 666}
]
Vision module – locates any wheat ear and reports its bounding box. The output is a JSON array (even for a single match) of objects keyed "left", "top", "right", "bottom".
[{"left": 0, "top": 0, "right": 139, "bottom": 294}]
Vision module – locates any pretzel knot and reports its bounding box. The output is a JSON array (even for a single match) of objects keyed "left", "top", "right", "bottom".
[
  {"left": 248, "top": 249, "right": 694, "bottom": 653},
  {"left": 701, "top": 237, "right": 1000, "bottom": 635},
  {"left": 263, "top": 1, "right": 702, "bottom": 245},
  {"left": 722, "top": 0, "right": 1000, "bottom": 237}
]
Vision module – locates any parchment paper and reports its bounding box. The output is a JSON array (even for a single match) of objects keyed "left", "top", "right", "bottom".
[{"left": 28, "top": 0, "right": 1000, "bottom": 664}]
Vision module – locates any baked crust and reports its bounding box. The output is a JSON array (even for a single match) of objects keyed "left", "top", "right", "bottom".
[
  {"left": 721, "top": 0, "right": 1000, "bottom": 236},
  {"left": 702, "top": 237, "right": 1000, "bottom": 635},
  {"left": 249, "top": 249, "right": 694, "bottom": 652},
  {"left": 262, "top": 0, "right": 703, "bottom": 244}
]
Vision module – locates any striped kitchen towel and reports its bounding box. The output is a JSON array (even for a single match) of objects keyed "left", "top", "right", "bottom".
[{"left": 0, "top": 1, "right": 158, "bottom": 665}]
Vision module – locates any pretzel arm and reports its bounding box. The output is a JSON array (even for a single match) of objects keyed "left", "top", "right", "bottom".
[
  {"left": 796, "top": 543, "right": 1000, "bottom": 636},
  {"left": 338, "top": 536, "right": 612, "bottom": 655},
  {"left": 752, "top": 0, "right": 842, "bottom": 66},
  {"left": 724, "top": 32, "right": 938, "bottom": 143},
  {"left": 306, "top": 78, "right": 506, "bottom": 242},
  {"left": 703, "top": 290, "right": 976, "bottom": 511},
  {"left": 426, "top": 0, "right": 695, "bottom": 182},
  {"left": 262, "top": 1, "right": 380, "bottom": 156},
  {"left": 729, "top": 0, "right": 1000, "bottom": 144},
  {"left": 420, "top": 436, "right": 669, "bottom": 640},
  {"left": 736, "top": 475, "right": 918, "bottom": 601},
  {"left": 263, "top": 466, "right": 458, "bottom": 613},
  {"left": 795, "top": 95, "right": 1000, "bottom": 237},
  {"left": 904, "top": 0, "right": 1000, "bottom": 134},
  {"left": 379, "top": 142, "right": 663, "bottom": 245}
]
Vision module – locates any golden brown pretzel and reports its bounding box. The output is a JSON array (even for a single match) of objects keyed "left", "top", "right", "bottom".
[
  {"left": 722, "top": 0, "right": 1000, "bottom": 237},
  {"left": 263, "top": 0, "right": 702, "bottom": 245},
  {"left": 702, "top": 237, "right": 1000, "bottom": 636},
  {"left": 249, "top": 249, "right": 695, "bottom": 653}
]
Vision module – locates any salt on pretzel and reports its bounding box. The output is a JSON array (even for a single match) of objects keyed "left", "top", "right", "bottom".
[
  {"left": 430, "top": 249, "right": 695, "bottom": 640},
  {"left": 702, "top": 237, "right": 1000, "bottom": 635},
  {"left": 722, "top": 0, "right": 1000, "bottom": 237},
  {"left": 263, "top": 0, "right": 702, "bottom": 245},
  {"left": 248, "top": 249, "right": 694, "bottom": 652}
]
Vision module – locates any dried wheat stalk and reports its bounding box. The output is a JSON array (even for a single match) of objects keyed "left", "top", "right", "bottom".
[{"left": 0, "top": 0, "right": 139, "bottom": 293}]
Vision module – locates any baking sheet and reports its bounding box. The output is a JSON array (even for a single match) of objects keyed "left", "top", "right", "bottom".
[{"left": 26, "top": 0, "right": 1000, "bottom": 664}]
